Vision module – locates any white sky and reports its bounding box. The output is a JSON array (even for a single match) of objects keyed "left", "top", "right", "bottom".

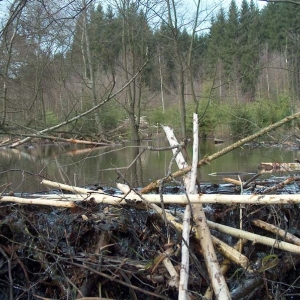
[{"left": 0, "top": 0, "right": 267, "bottom": 30}]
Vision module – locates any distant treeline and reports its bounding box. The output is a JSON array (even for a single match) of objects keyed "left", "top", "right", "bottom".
[{"left": 1, "top": 0, "right": 299, "bottom": 139}]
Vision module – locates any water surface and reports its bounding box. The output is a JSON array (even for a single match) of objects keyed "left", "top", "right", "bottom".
[{"left": 0, "top": 139, "right": 298, "bottom": 193}]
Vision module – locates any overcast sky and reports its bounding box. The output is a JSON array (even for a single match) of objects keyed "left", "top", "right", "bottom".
[{"left": 0, "top": 0, "right": 268, "bottom": 31}]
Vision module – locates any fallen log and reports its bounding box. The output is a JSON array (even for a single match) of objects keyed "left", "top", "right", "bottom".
[
  {"left": 258, "top": 162, "right": 300, "bottom": 173},
  {"left": 39, "top": 181, "right": 300, "bottom": 205}
]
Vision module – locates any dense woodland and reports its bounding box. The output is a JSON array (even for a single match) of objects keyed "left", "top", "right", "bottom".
[{"left": 0, "top": 0, "right": 300, "bottom": 141}]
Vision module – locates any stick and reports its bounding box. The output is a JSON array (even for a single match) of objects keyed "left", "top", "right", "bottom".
[
  {"left": 207, "top": 220, "right": 300, "bottom": 253},
  {"left": 212, "top": 236, "right": 251, "bottom": 271},
  {"left": 164, "top": 121, "right": 194, "bottom": 300},
  {"left": 252, "top": 219, "right": 300, "bottom": 246},
  {"left": 0, "top": 196, "right": 75, "bottom": 207},
  {"left": 262, "top": 176, "right": 295, "bottom": 194},
  {"left": 41, "top": 179, "right": 103, "bottom": 194},
  {"left": 37, "top": 182, "right": 300, "bottom": 205}
]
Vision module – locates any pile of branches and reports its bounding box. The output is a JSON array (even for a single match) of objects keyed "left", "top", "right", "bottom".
[
  {"left": 1, "top": 182, "right": 300, "bottom": 299},
  {"left": 2, "top": 114, "right": 300, "bottom": 299}
]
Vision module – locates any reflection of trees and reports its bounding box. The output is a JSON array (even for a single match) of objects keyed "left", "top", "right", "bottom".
[{"left": 123, "top": 142, "right": 143, "bottom": 187}]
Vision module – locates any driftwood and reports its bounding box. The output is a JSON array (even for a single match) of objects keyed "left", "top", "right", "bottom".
[
  {"left": 162, "top": 125, "right": 191, "bottom": 298},
  {"left": 223, "top": 175, "right": 296, "bottom": 193},
  {"left": 28, "top": 183, "right": 300, "bottom": 205},
  {"left": 258, "top": 162, "right": 300, "bottom": 172},
  {"left": 2, "top": 134, "right": 115, "bottom": 148},
  {"left": 252, "top": 219, "right": 300, "bottom": 246}
]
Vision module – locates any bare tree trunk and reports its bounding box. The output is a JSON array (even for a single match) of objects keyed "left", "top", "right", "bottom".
[
  {"left": 122, "top": 12, "right": 140, "bottom": 142},
  {"left": 1, "top": 1, "right": 20, "bottom": 127},
  {"left": 187, "top": 0, "right": 201, "bottom": 114},
  {"left": 166, "top": 0, "right": 186, "bottom": 138},
  {"left": 81, "top": 0, "right": 102, "bottom": 131}
]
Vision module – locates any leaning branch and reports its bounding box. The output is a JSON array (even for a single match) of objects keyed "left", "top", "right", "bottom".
[
  {"left": 140, "top": 111, "right": 300, "bottom": 193},
  {"left": 7, "top": 60, "right": 148, "bottom": 148}
]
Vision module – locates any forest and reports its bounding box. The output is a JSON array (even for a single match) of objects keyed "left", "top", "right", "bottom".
[{"left": 0, "top": 0, "right": 300, "bottom": 143}]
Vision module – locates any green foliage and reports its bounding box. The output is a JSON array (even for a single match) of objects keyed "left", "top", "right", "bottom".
[
  {"left": 68, "top": 100, "right": 125, "bottom": 134},
  {"left": 253, "top": 92, "right": 292, "bottom": 127},
  {"left": 229, "top": 105, "right": 256, "bottom": 138},
  {"left": 100, "top": 101, "right": 125, "bottom": 130},
  {"left": 184, "top": 99, "right": 219, "bottom": 138},
  {"left": 227, "top": 93, "right": 292, "bottom": 138},
  {"left": 45, "top": 111, "right": 59, "bottom": 126},
  {"left": 147, "top": 107, "right": 167, "bottom": 126}
]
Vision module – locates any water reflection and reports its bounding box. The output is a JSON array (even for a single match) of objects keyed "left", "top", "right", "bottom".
[{"left": 0, "top": 139, "right": 298, "bottom": 193}]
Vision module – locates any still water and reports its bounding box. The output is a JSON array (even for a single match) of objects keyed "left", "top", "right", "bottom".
[{"left": 0, "top": 139, "right": 298, "bottom": 193}]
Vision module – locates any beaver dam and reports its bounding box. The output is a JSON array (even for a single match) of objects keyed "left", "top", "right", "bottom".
[{"left": 2, "top": 116, "right": 300, "bottom": 300}]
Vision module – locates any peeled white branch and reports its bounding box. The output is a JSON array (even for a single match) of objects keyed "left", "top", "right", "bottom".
[
  {"left": 207, "top": 220, "right": 300, "bottom": 253},
  {"left": 163, "top": 124, "right": 231, "bottom": 300},
  {"left": 41, "top": 179, "right": 103, "bottom": 194},
  {"left": 0, "top": 196, "right": 75, "bottom": 207},
  {"left": 252, "top": 219, "right": 300, "bottom": 246},
  {"left": 38, "top": 182, "right": 300, "bottom": 205},
  {"left": 212, "top": 236, "right": 251, "bottom": 271}
]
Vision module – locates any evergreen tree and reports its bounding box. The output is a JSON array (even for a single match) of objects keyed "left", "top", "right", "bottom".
[
  {"left": 237, "top": 0, "right": 261, "bottom": 100},
  {"left": 224, "top": 0, "right": 239, "bottom": 87},
  {"left": 207, "top": 8, "right": 226, "bottom": 69}
]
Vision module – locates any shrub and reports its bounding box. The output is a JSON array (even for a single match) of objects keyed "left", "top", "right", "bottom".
[
  {"left": 147, "top": 107, "right": 167, "bottom": 126},
  {"left": 229, "top": 105, "right": 256, "bottom": 138},
  {"left": 100, "top": 101, "right": 125, "bottom": 130},
  {"left": 45, "top": 111, "right": 59, "bottom": 126}
]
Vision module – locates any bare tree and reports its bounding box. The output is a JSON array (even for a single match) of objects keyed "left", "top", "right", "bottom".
[
  {"left": 0, "top": 0, "right": 22, "bottom": 127},
  {"left": 80, "top": 0, "right": 102, "bottom": 131}
]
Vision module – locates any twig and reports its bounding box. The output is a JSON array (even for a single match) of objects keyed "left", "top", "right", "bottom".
[
  {"left": 64, "top": 261, "right": 169, "bottom": 300},
  {"left": 262, "top": 176, "right": 295, "bottom": 194}
]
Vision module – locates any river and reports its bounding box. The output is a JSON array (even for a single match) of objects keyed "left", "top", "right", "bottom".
[{"left": 0, "top": 139, "right": 298, "bottom": 193}]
